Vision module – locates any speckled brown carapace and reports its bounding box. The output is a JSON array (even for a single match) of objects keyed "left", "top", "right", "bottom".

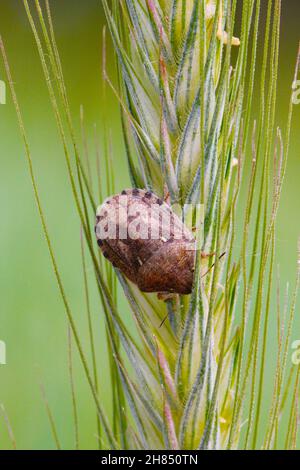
[{"left": 95, "top": 188, "right": 196, "bottom": 295}]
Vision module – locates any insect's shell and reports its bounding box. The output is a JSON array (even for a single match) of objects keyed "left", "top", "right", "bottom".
[{"left": 95, "top": 189, "right": 196, "bottom": 295}]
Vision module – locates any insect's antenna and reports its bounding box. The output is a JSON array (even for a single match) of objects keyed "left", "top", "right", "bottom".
[
  {"left": 201, "top": 252, "right": 226, "bottom": 278},
  {"left": 159, "top": 314, "right": 169, "bottom": 328}
]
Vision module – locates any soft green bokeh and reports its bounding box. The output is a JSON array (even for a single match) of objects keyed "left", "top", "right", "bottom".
[{"left": 0, "top": 0, "right": 299, "bottom": 449}]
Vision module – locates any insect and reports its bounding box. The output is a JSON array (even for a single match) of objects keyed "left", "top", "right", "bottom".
[{"left": 95, "top": 188, "right": 211, "bottom": 296}]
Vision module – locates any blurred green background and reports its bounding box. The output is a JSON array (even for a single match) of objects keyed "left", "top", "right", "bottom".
[{"left": 0, "top": 0, "right": 299, "bottom": 449}]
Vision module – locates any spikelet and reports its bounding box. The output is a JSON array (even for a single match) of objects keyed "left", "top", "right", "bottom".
[{"left": 102, "top": 0, "right": 243, "bottom": 449}]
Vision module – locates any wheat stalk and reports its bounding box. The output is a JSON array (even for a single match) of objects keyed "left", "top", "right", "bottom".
[{"left": 104, "top": 0, "right": 299, "bottom": 450}]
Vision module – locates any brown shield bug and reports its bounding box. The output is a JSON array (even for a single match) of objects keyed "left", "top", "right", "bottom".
[{"left": 95, "top": 188, "right": 202, "bottom": 295}]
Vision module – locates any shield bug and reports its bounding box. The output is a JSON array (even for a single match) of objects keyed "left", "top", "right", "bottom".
[{"left": 95, "top": 188, "right": 199, "bottom": 295}]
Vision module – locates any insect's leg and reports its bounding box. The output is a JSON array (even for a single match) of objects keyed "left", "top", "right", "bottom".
[
  {"left": 163, "top": 184, "right": 171, "bottom": 205},
  {"left": 158, "top": 294, "right": 179, "bottom": 329},
  {"left": 201, "top": 252, "right": 226, "bottom": 278},
  {"left": 159, "top": 312, "right": 169, "bottom": 328},
  {"left": 200, "top": 251, "right": 216, "bottom": 258},
  {"left": 157, "top": 292, "right": 177, "bottom": 302}
]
